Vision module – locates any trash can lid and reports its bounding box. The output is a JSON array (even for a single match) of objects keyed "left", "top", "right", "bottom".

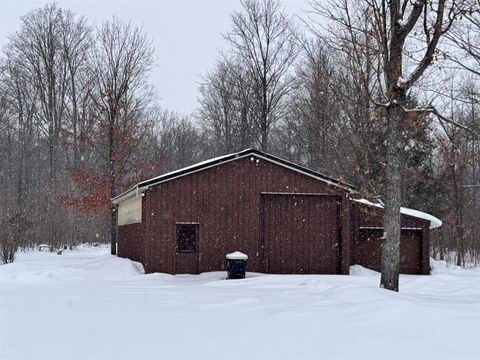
[{"left": 226, "top": 251, "right": 248, "bottom": 260}]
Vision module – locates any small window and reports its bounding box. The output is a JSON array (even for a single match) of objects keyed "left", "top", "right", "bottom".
[{"left": 176, "top": 224, "right": 198, "bottom": 253}]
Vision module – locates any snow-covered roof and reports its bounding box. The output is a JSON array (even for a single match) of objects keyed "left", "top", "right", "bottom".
[
  {"left": 399, "top": 207, "right": 443, "bottom": 229},
  {"left": 112, "top": 149, "right": 356, "bottom": 204},
  {"left": 352, "top": 198, "right": 442, "bottom": 229}
]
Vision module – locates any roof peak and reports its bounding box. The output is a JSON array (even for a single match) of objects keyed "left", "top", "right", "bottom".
[{"left": 112, "top": 148, "right": 356, "bottom": 204}]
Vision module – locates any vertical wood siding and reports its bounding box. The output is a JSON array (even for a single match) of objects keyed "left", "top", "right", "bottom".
[
  {"left": 354, "top": 229, "right": 422, "bottom": 274},
  {"left": 117, "top": 155, "right": 430, "bottom": 275},
  {"left": 262, "top": 194, "right": 341, "bottom": 274},
  {"left": 141, "top": 156, "right": 346, "bottom": 274},
  {"left": 351, "top": 202, "right": 430, "bottom": 274},
  {"left": 117, "top": 223, "right": 144, "bottom": 264}
]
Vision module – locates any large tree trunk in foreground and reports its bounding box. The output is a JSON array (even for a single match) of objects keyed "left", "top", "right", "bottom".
[
  {"left": 380, "top": 105, "right": 403, "bottom": 291},
  {"left": 310, "top": 0, "right": 476, "bottom": 292}
]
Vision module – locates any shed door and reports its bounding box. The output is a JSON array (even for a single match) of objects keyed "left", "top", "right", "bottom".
[
  {"left": 400, "top": 230, "right": 423, "bottom": 274},
  {"left": 262, "top": 194, "right": 341, "bottom": 274},
  {"left": 355, "top": 229, "right": 422, "bottom": 274}
]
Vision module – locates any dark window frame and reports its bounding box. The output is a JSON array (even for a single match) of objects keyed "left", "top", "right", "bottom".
[{"left": 176, "top": 223, "right": 199, "bottom": 253}]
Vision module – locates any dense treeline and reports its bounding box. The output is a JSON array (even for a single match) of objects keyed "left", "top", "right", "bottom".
[{"left": 1, "top": 1, "right": 478, "bottom": 268}]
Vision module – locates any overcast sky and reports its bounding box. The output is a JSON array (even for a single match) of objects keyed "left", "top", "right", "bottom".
[{"left": 0, "top": 0, "right": 310, "bottom": 115}]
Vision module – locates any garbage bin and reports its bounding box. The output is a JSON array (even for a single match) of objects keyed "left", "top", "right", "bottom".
[{"left": 226, "top": 251, "right": 248, "bottom": 279}]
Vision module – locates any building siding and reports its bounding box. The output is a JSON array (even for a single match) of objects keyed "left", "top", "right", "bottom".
[
  {"left": 117, "top": 223, "right": 144, "bottom": 264},
  {"left": 141, "top": 156, "right": 345, "bottom": 274},
  {"left": 351, "top": 202, "right": 430, "bottom": 274},
  {"left": 117, "top": 153, "right": 431, "bottom": 275}
]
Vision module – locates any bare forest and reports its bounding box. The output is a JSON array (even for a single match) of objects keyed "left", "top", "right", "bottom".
[{"left": 1, "top": 0, "right": 479, "bottom": 283}]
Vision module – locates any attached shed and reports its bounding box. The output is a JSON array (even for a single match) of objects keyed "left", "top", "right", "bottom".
[
  {"left": 113, "top": 149, "right": 441, "bottom": 275},
  {"left": 351, "top": 200, "right": 441, "bottom": 274}
]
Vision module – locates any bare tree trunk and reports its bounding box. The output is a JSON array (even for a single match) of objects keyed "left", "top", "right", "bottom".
[
  {"left": 109, "top": 117, "right": 117, "bottom": 255},
  {"left": 260, "top": 120, "right": 269, "bottom": 152},
  {"left": 87, "top": 18, "right": 154, "bottom": 254},
  {"left": 380, "top": 105, "right": 403, "bottom": 291},
  {"left": 225, "top": 0, "right": 298, "bottom": 152},
  {"left": 453, "top": 149, "right": 465, "bottom": 267},
  {"left": 310, "top": 0, "right": 477, "bottom": 290},
  {"left": 110, "top": 206, "right": 117, "bottom": 255}
]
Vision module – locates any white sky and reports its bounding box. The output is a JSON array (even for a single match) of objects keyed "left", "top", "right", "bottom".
[{"left": 0, "top": 0, "right": 311, "bottom": 115}]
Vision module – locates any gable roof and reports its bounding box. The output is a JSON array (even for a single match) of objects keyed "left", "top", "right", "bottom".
[{"left": 112, "top": 148, "right": 356, "bottom": 204}]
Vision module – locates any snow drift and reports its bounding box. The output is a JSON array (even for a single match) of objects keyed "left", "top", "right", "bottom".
[{"left": 0, "top": 246, "right": 478, "bottom": 360}]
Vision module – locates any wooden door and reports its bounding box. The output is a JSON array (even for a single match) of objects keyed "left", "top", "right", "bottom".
[
  {"left": 400, "top": 230, "right": 423, "bottom": 274},
  {"left": 354, "top": 228, "right": 422, "bottom": 274},
  {"left": 262, "top": 194, "right": 342, "bottom": 274}
]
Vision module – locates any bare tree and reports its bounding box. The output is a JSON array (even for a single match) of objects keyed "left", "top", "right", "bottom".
[
  {"left": 89, "top": 17, "right": 155, "bottom": 255},
  {"left": 434, "top": 82, "right": 480, "bottom": 266},
  {"left": 198, "top": 58, "right": 255, "bottom": 154},
  {"left": 0, "top": 4, "right": 162, "bottom": 253},
  {"left": 6, "top": 4, "right": 72, "bottom": 244},
  {"left": 279, "top": 40, "right": 346, "bottom": 173},
  {"left": 226, "top": 0, "right": 299, "bottom": 151},
  {"left": 153, "top": 110, "right": 203, "bottom": 171},
  {"left": 2, "top": 4, "right": 97, "bottom": 248},
  {"left": 446, "top": 9, "right": 480, "bottom": 77},
  {"left": 312, "top": 0, "right": 478, "bottom": 291},
  {"left": 60, "top": 11, "right": 93, "bottom": 167},
  {"left": 0, "top": 57, "right": 38, "bottom": 250}
]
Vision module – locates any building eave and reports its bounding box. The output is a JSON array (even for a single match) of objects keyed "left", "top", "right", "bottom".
[{"left": 111, "top": 149, "right": 357, "bottom": 204}]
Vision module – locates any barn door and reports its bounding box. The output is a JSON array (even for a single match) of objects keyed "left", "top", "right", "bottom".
[
  {"left": 354, "top": 228, "right": 422, "bottom": 274},
  {"left": 262, "top": 194, "right": 342, "bottom": 274},
  {"left": 175, "top": 223, "right": 199, "bottom": 274},
  {"left": 399, "top": 230, "right": 423, "bottom": 274}
]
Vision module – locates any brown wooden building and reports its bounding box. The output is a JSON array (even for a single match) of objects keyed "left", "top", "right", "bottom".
[{"left": 113, "top": 149, "right": 440, "bottom": 275}]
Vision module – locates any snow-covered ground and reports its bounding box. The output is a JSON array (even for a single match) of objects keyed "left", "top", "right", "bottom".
[{"left": 1, "top": 246, "right": 479, "bottom": 360}]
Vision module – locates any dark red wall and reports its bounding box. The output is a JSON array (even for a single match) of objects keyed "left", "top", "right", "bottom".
[
  {"left": 117, "top": 223, "right": 144, "bottom": 264},
  {"left": 117, "top": 195, "right": 148, "bottom": 265},
  {"left": 117, "top": 155, "right": 431, "bottom": 275},
  {"left": 141, "top": 156, "right": 348, "bottom": 274},
  {"left": 351, "top": 202, "right": 430, "bottom": 274}
]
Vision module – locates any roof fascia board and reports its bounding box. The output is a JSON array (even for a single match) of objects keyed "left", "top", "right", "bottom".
[
  {"left": 112, "top": 186, "right": 147, "bottom": 205},
  {"left": 253, "top": 153, "right": 355, "bottom": 193},
  {"left": 253, "top": 150, "right": 354, "bottom": 188}
]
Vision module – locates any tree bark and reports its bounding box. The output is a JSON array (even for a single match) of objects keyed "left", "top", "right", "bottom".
[
  {"left": 380, "top": 104, "right": 403, "bottom": 291},
  {"left": 452, "top": 151, "right": 465, "bottom": 267},
  {"left": 109, "top": 116, "right": 117, "bottom": 255}
]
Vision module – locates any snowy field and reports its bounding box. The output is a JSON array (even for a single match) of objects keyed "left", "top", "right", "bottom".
[{"left": 1, "top": 246, "right": 479, "bottom": 360}]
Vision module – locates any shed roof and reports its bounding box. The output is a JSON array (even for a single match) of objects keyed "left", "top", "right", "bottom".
[
  {"left": 112, "top": 148, "right": 356, "bottom": 204},
  {"left": 353, "top": 198, "right": 442, "bottom": 229}
]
